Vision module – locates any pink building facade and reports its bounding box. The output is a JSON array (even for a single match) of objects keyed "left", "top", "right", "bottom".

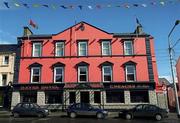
[{"left": 11, "top": 22, "right": 159, "bottom": 110}]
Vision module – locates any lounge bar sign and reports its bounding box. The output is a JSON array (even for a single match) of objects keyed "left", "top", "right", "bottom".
[
  {"left": 103, "top": 82, "right": 155, "bottom": 90},
  {"left": 13, "top": 84, "right": 65, "bottom": 91}
]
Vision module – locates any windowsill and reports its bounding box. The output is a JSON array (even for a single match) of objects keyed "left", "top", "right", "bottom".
[
  {"left": 0, "top": 64, "right": 9, "bottom": 67},
  {"left": 30, "top": 82, "right": 40, "bottom": 83},
  {"left": 45, "top": 103, "right": 63, "bottom": 105},
  {"left": 124, "top": 54, "right": 134, "bottom": 56}
]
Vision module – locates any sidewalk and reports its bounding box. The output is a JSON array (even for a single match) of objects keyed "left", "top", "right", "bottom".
[{"left": 0, "top": 110, "right": 180, "bottom": 120}]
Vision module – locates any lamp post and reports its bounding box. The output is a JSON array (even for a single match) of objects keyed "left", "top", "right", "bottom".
[{"left": 168, "top": 20, "right": 180, "bottom": 117}]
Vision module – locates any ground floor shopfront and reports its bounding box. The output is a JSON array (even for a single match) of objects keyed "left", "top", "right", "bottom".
[
  {"left": 0, "top": 86, "right": 12, "bottom": 109},
  {"left": 11, "top": 82, "right": 158, "bottom": 110}
]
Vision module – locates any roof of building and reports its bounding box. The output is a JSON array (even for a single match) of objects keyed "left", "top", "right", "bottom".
[
  {"left": 0, "top": 44, "right": 18, "bottom": 53},
  {"left": 158, "top": 78, "right": 171, "bottom": 86},
  {"left": 18, "top": 21, "right": 151, "bottom": 39}
]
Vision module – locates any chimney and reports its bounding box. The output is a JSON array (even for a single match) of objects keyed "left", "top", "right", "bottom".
[
  {"left": 23, "top": 27, "right": 33, "bottom": 36},
  {"left": 134, "top": 25, "right": 143, "bottom": 35}
]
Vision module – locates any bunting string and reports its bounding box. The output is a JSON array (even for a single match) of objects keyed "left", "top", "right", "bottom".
[{"left": 1, "top": 0, "right": 180, "bottom": 10}]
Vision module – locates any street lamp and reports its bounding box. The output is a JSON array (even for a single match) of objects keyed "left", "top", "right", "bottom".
[{"left": 168, "top": 20, "right": 180, "bottom": 118}]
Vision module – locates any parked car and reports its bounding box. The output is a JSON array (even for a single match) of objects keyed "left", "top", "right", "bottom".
[
  {"left": 12, "top": 103, "right": 49, "bottom": 118},
  {"left": 119, "top": 104, "right": 168, "bottom": 121},
  {"left": 66, "top": 103, "right": 108, "bottom": 119}
]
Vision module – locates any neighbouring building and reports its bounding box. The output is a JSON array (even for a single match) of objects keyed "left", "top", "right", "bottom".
[
  {"left": 0, "top": 44, "right": 17, "bottom": 109},
  {"left": 176, "top": 56, "right": 180, "bottom": 107},
  {"left": 157, "top": 78, "right": 171, "bottom": 111},
  {"left": 11, "top": 22, "right": 159, "bottom": 110}
]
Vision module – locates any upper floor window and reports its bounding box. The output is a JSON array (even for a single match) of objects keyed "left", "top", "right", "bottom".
[
  {"left": 54, "top": 67, "right": 64, "bottom": 83},
  {"left": 31, "top": 67, "right": 41, "bottom": 83},
  {"left": 78, "top": 42, "right": 87, "bottom": 56},
  {"left": 55, "top": 42, "right": 64, "bottom": 56},
  {"left": 1, "top": 74, "right": 7, "bottom": 86},
  {"left": 102, "top": 41, "right": 111, "bottom": 55},
  {"left": 124, "top": 41, "right": 133, "bottom": 55},
  {"left": 3, "top": 56, "right": 9, "bottom": 65},
  {"left": 102, "top": 66, "right": 112, "bottom": 82},
  {"left": 78, "top": 66, "right": 88, "bottom": 82},
  {"left": 126, "top": 65, "right": 136, "bottom": 82},
  {"left": 32, "top": 43, "right": 42, "bottom": 57}
]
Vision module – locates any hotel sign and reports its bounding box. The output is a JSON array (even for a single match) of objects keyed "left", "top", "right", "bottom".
[
  {"left": 103, "top": 82, "right": 155, "bottom": 90},
  {"left": 13, "top": 84, "right": 65, "bottom": 91}
]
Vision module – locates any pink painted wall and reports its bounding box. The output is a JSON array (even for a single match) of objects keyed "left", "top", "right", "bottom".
[{"left": 18, "top": 22, "right": 158, "bottom": 86}]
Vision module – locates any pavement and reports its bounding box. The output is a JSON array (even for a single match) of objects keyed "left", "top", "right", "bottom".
[{"left": 0, "top": 110, "right": 180, "bottom": 120}]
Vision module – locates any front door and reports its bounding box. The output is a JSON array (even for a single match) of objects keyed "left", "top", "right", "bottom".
[{"left": 80, "top": 92, "right": 89, "bottom": 103}]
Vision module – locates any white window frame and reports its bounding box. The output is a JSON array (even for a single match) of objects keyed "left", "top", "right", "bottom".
[
  {"left": 102, "top": 41, "right": 111, "bottom": 55},
  {"left": 102, "top": 66, "right": 112, "bottom": 82},
  {"left": 31, "top": 67, "right": 41, "bottom": 83},
  {"left": 78, "top": 42, "right": 87, "bottom": 56},
  {"left": 32, "top": 43, "right": 42, "bottom": 57},
  {"left": 78, "top": 66, "right": 88, "bottom": 82},
  {"left": 55, "top": 42, "right": 64, "bottom": 56},
  {"left": 2, "top": 56, "right": 9, "bottom": 65},
  {"left": 54, "top": 67, "right": 64, "bottom": 83},
  {"left": 125, "top": 65, "right": 136, "bottom": 82},
  {"left": 124, "top": 41, "right": 133, "bottom": 55}
]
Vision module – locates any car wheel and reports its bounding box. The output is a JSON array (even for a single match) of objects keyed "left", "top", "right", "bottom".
[
  {"left": 70, "top": 112, "right": 76, "bottom": 118},
  {"left": 37, "top": 113, "right": 44, "bottom": 118},
  {"left": 13, "top": 112, "right": 19, "bottom": 118},
  {"left": 125, "top": 113, "right": 132, "bottom": 120},
  {"left": 155, "top": 114, "right": 162, "bottom": 121},
  {"left": 97, "top": 113, "right": 104, "bottom": 119}
]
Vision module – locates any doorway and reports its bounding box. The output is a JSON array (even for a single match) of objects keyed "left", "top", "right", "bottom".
[{"left": 80, "top": 92, "right": 89, "bottom": 103}]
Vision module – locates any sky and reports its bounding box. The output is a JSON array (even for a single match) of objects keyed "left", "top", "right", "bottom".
[{"left": 0, "top": 0, "right": 180, "bottom": 82}]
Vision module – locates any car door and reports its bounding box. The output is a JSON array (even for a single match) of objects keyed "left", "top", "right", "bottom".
[
  {"left": 144, "top": 105, "right": 157, "bottom": 117},
  {"left": 29, "top": 103, "right": 37, "bottom": 116},
  {"left": 21, "top": 103, "right": 30, "bottom": 116},
  {"left": 82, "top": 104, "right": 96, "bottom": 116},
  {"left": 133, "top": 105, "right": 144, "bottom": 117}
]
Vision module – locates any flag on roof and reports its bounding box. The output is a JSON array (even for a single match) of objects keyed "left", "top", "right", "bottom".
[{"left": 29, "top": 19, "right": 38, "bottom": 29}]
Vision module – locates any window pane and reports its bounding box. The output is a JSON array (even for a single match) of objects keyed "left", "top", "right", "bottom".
[
  {"left": 102, "top": 42, "right": 110, "bottom": 55},
  {"left": 104, "top": 75, "right": 111, "bottom": 81},
  {"left": 80, "top": 68, "right": 87, "bottom": 74},
  {"left": 33, "top": 43, "right": 41, "bottom": 57},
  {"left": 130, "top": 91, "right": 149, "bottom": 103},
  {"left": 33, "top": 76, "right": 39, "bottom": 82},
  {"left": 56, "top": 43, "right": 64, "bottom": 56},
  {"left": 127, "top": 66, "right": 134, "bottom": 74},
  {"left": 56, "top": 68, "right": 62, "bottom": 74},
  {"left": 127, "top": 74, "right": 135, "bottom": 81},
  {"left": 79, "top": 42, "right": 87, "bottom": 56},
  {"left": 56, "top": 76, "right": 62, "bottom": 82},
  {"left": 80, "top": 75, "right": 87, "bottom": 81},
  {"left": 33, "top": 69, "right": 40, "bottom": 75},
  {"left": 45, "top": 92, "right": 63, "bottom": 104},
  {"left": 94, "top": 91, "right": 101, "bottom": 103},
  {"left": 125, "top": 41, "right": 133, "bottom": 55},
  {"left": 2, "top": 74, "right": 7, "bottom": 86},
  {"left": 104, "top": 67, "right": 111, "bottom": 74},
  {"left": 4, "top": 56, "right": 9, "bottom": 65},
  {"left": 106, "top": 91, "right": 124, "bottom": 103}
]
